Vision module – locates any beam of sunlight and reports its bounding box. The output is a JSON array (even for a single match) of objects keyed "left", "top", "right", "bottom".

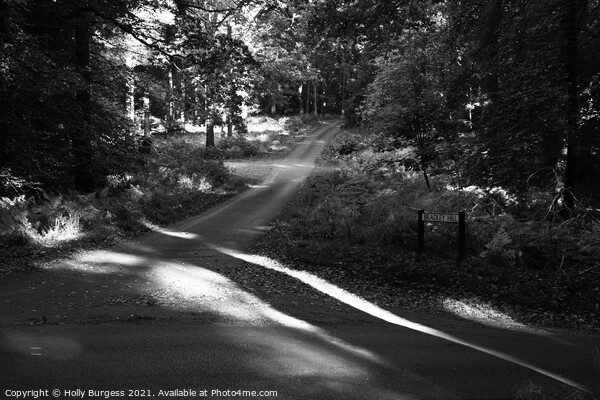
[
  {"left": 147, "top": 259, "right": 385, "bottom": 366},
  {"left": 75, "top": 250, "right": 147, "bottom": 266},
  {"left": 47, "top": 250, "right": 149, "bottom": 274},
  {"left": 213, "top": 247, "right": 590, "bottom": 393},
  {"left": 35, "top": 244, "right": 385, "bottom": 369},
  {"left": 140, "top": 220, "right": 203, "bottom": 240}
]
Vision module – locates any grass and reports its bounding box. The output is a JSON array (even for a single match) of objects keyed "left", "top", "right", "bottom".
[{"left": 252, "top": 127, "right": 600, "bottom": 333}]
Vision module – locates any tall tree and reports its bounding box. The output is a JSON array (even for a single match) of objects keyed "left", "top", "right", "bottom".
[{"left": 562, "top": 0, "right": 589, "bottom": 212}]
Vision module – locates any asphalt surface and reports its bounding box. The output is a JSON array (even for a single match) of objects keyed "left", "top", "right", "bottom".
[{"left": 1, "top": 122, "right": 599, "bottom": 400}]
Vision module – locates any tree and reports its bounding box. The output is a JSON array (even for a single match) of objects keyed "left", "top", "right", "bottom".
[{"left": 362, "top": 6, "right": 457, "bottom": 188}]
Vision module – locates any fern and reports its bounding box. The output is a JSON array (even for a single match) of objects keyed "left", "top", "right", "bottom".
[{"left": 480, "top": 228, "right": 519, "bottom": 267}]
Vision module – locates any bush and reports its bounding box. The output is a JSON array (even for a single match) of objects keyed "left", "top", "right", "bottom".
[
  {"left": 292, "top": 128, "right": 600, "bottom": 264},
  {"left": 284, "top": 116, "right": 304, "bottom": 133},
  {"left": 0, "top": 133, "right": 239, "bottom": 254},
  {"left": 217, "top": 135, "right": 260, "bottom": 158}
]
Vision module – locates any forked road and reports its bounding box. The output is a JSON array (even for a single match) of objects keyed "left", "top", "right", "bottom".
[{"left": 1, "top": 122, "right": 599, "bottom": 400}]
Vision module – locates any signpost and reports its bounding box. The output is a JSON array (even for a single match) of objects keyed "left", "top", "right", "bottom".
[{"left": 417, "top": 210, "right": 466, "bottom": 261}]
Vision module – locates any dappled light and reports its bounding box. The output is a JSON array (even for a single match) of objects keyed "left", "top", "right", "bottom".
[
  {"left": 41, "top": 214, "right": 84, "bottom": 244},
  {"left": 2, "top": 0, "right": 599, "bottom": 397},
  {"left": 139, "top": 221, "right": 203, "bottom": 240},
  {"left": 212, "top": 246, "right": 590, "bottom": 393},
  {"left": 441, "top": 298, "right": 537, "bottom": 332},
  {"left": 39, "top": 241, "right": 388, "bottom": 370},
  {"left": 75, "top": 250, "right": 147, "bottom": 266},
  {"left": 146, "top": 256, "right": 386, "bottom": 367},
  {"left": 177, "top": 174, "right": 213, "bottom": 191}
]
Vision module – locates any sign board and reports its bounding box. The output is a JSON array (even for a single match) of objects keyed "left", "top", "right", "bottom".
[
  {"left": 417, "top": 210, "right": 466, "bottom": 261},
  {"left": 423, "top": 213, "right": 459, "bottom": 223}
]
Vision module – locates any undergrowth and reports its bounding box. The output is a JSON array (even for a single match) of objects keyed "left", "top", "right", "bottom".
[
  {"left": 0, "top": 115, "right": 317, "bottom": 273},
  {"left": 0, "top": 143, "right": 238, "bottom": 256},
  {"left": 209, "top": 115, "right": 320, "bottom": 160},
  {"left": 256, "top": 127, "right": 600, "bottom": 332}
]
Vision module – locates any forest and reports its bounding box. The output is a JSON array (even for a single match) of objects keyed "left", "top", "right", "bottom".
[
  {"left": 2, "top": 1, "right": 600, "bottom": 330},
  {"left": 1, "top": 0, "right": 599, "bottom": 203}
]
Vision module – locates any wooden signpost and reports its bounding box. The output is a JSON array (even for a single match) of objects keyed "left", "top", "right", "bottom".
[{"left": 417, "top": 210, "right": 466, "bottom": 261}]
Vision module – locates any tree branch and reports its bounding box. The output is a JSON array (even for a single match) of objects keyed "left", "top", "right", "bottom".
[{"left": 577, "top": 264, "right": 600, "bottom": 277}]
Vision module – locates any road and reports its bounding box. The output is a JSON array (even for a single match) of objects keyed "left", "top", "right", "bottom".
[{"left": 1, "top": 122, "right": 599, "bottom": 400}]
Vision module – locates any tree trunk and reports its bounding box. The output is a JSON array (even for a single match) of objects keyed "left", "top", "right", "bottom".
[
  {"left": 423, "top": 167, "right": 431, "bottom": 190},
  {"left": 313, "top": 81, "right": 318, "bottom": 116},
  {"left": 143, "top": 94, "right": 150, "bottom": 137},
  {"left": 562, "top": 0, "right": 587, "bottom": 213},
  {"left": 180, "top": 76, "right": 186, "bottom": 123},
  {"left": 298, "top": 84, "right": 304, "bottom": 114},
  {"left": 206, "top": 119, "right": 215, "bottom": 147},
  {"left": 73, "top": 6, "right": 94, "bottom": 192},
  {"left": 167, "top": 66, "right": 174, "bottom": 134},
  {"left": 483, "top": 0, "right": 502, "bottom": 102},
  {"left": 127, "top": 73, "right": 135, "bottom": 124},
  {"left": 227, "top": 115, "right": 233, "bottom": 137},
  {"left": 304, "top": 83, "right": 310, "bottom": 115}
]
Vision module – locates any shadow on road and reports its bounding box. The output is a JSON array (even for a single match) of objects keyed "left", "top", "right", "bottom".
[{"left": 1, "top": 122, "right": 598, "bottom": 399}]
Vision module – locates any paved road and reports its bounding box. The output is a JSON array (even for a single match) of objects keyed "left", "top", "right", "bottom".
[{"left": 1, "top": 122, "right": 599, "bottom": 400}]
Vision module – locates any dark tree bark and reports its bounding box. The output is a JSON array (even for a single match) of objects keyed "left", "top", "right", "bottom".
[
  {"left": 482, "top": 0, "right": 503, "bottom": 102},
  {"left": 206, "top": 119, "right": 215, "bottom": 147},
  {"left": 304, "top": 83, "right": 310, "bottom": 114},
  {"left": 73, "top": 6, "right": 94, "bottom": 192},
  {"left": 313, "top": 81, "right": 318, "bottom": 116},
  {"left": 298, "top": 84, "right": 304, "bottom": 114},
  {"left": 562, "top": 0, "right": 588, "bottom": 212}
]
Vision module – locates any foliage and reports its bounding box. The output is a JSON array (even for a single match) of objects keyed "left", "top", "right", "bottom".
[
  {"left": 0, "top": 134, "right": 240, "bottom": 250},
  {"left": 218, "top": 135, "right": 261, "bottom": 158},
  {"left": 256, "top": 127, "right": 600, "bottom": 332},
  {"left": 480, "top": 228, "right": 518, "bottom": 268}
]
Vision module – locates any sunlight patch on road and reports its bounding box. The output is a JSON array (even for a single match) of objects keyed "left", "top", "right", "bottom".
[
  {"left": 272, "top": 164, "right": 293, "bottom": 169},
  {"left": 140, "top": 220, "right": 202, "bottom": 240},
  {"left": 214, "top": 247, "right": 589, "bottom": 393},
  {"left": 441, "top": 298, "right": 542, "bottom": 332},
  {"left": 75, "top": 250, "right": 147, "bottom": 266},
  {"left": 147, "top": 260, "right": 385, "bottom": 366},
  {"left": 46, "top": 250, "right": 148, "bottom": 274}
]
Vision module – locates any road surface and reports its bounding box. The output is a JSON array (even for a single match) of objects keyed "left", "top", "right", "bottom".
[{"left": 1, "top": 122, "right": 599, "bottom": 400}]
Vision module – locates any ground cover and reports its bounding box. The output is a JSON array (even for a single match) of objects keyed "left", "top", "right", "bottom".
[
  {"left": 0, "top": 116, "right": 317, "bottom": 276},
  {"left": 252, "top": 128, "right": 600, "bottom": 334}
]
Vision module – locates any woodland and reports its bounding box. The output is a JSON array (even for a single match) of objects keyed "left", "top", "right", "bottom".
[
  {"left": 2, "top": 0, "right": 600, "bottom": 206},
  {"left": 2, "top": 1, "right": 600, "bottom": 331}
]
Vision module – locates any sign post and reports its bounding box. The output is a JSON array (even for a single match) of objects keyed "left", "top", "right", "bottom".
[
  {"left": 417, "top": 210, "right": 424, "bottom": 258},
  {"left": 458, "top": 211, "right": 466, "bottom": 261},
  {"left": 417, "top": 210, "right": 466, "bottom": 262}
]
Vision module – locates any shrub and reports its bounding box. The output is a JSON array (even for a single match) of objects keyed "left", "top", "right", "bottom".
[
  {"left": 284, "top": 116, "right": 303, "bottom": 133},
  {"left": 218, "top": 135, "right": 260, "bottom": 158},
  {"left": 0, "top": 132, "right": 239, "bottom": 255}
]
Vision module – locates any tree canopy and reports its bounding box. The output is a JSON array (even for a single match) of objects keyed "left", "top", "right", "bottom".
[{"left": 2, "top": 0, "right": 599, "bottom": 210}]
